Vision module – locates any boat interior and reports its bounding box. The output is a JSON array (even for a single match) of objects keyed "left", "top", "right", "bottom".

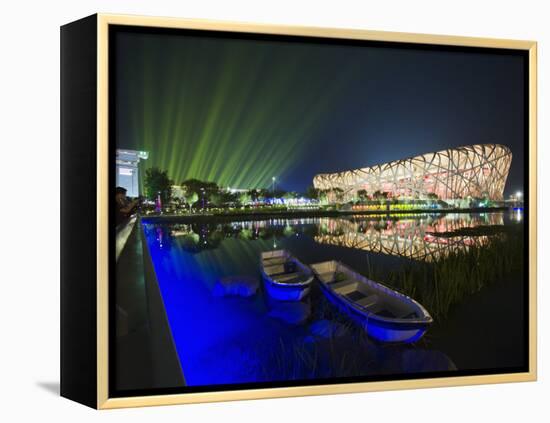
[
  {"left": 311, "top": 261, "right": 420, "bottom": 320},
  {"left": 262, "top": 253, "right": 311, "bottom": 285}
]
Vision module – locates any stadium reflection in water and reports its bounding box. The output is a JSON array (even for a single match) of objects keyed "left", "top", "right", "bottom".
[
  {"left": 143, "top": 211, "right": 522, "bottom": 387},
  {"left": 314, "top": 212, "right": 504, "bottom": 262}
]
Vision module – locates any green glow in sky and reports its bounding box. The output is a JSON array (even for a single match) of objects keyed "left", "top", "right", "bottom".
[{"left": 115, "top": 32, "right": 358, "bottom": 190}]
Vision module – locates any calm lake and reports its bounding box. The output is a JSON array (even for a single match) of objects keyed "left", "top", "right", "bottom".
[{"left": 142, "top": 210, "right": 525, "bottom": 387}]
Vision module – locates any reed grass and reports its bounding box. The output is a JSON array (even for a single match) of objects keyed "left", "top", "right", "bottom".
[
  {"left": 259, "top": 228, "right": 523, "bottom": 380},
  {"left": 378, "top": 227, "right": 524, "bottom": 319}
]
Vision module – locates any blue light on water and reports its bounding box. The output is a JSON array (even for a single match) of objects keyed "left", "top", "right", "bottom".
[
  {"left": 366, "top": 324, "right": 427, "bottom": 344},
  {"left": 144, "top": 225, "right": 316, "bottom": 386},
  {"left": 141, "top": 218, "right": 463, "bottom": 386},
  {"left": 263, "top": 277, "right": 310, "bottom": 301},
  {"left": 512, "top": 208, "right": 523, "bottom": 222}
]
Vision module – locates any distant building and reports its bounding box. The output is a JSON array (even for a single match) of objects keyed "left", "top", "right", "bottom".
[
  {"left": 116, "top": 149, "right": 149, "bottom": 197},
  {"left": 224, "top": 187, "right": 249, "bottom": 194},
  {"left": 313, "top": 144, "right": 512, "bottom": 204}
]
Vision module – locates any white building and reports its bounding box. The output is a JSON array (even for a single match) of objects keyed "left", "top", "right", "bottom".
[{"left": 116, "top": 149, "right": 149, "bottom": 197}]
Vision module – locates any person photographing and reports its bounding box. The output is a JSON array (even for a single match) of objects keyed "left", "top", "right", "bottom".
[{"left": 115, "top": 186, "right": 141, "bottom": 225}]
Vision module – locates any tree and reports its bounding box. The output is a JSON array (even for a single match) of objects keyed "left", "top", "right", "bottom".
[
  {"left": 222, "top": 191, "right": 239, "bottom": 205},
  {"left": 283, "top": 191, "right": 298, "bottom": 201},
  {"left": 271, "top": 189, "right": 287, "bottom": 199},
  {"left": 248, "top": 189, "right": 260, "bottom": 202},
  {"left": 179, "top": 179, "right": 222, "bottom": 208},
  {"left": 182, "top": 179, "right": 217, "bottom": 196},
  {"left": 306, "top": 185, "right": 320, "bottom": 200},
  {"left": 209, "top": 193, "right": 223, "bottom": 207},
  {"left": 247, "top": 188, "right": 270, "bottom": 203},
  {"left": 373, "top": 190, "right": 388, "bottom": 201},
  {"left": 183, "top": 192, "right": 198, "bottom": 211},
  {"left": 144, "top": 167, "right": 172, "bottom": 204},
  {"left": 329, "top": 187, "right": 345, "bottom": 203},
  {"left": 318, "top": 189, "right": 328, "bottom": 205},
  {"left": 258, "top": 188, "right": 271, "bottom": 199},
  {"left": 357, "top": 189, "right": 368, "bottom": 202},
  {"left": 238, "top": 192, "right": 252, "bottom": 206}
]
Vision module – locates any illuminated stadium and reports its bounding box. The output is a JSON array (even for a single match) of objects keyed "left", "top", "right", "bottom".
[{"left": 313, "top": 144, "right": 512, "bottom": 203}]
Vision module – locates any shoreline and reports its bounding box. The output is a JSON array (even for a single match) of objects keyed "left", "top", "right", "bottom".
[{"left": 140, "top": 206, "right": 511, "bottom": 224}]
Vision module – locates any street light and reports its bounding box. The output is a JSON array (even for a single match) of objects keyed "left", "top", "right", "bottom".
[
  {"left": 516, "top": 191, "right": 522, "bottom": 200},
  {"left": 272, "top": 176, "right": 276, "bottom": 194}
]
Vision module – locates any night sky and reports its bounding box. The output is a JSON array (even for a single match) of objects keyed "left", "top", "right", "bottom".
[{"left": 114, "top": 29, "right": 525, "bottom": 196}]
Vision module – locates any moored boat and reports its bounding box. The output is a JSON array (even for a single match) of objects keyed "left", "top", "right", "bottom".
[
  {"left": 310, "top": 260, "right": 433, "bottom": 343},
  {"left": 260, "top": 250, "right": 313, "bottom": 301}
]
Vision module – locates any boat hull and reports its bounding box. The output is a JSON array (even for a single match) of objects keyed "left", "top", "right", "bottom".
[
  {"left": 319, "top": 283, "right": 429, "bottom": 343},
  {"left": 262, "top": 272, "right": 312, "bottom": 301},
  {"left": 260, "top": 250, "right": 313, "bottom": 301}
]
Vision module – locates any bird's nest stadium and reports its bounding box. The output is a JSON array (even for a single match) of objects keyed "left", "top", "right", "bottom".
[{"left": 312, "top": 144, "right": 512, "bottom": 204}]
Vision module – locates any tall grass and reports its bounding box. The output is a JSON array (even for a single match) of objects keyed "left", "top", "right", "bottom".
[
  {"left": 380, "top": 227, "right": 524, "bottom": 319},
  {"left": 253, "top": 226, "right": 524, "bottom": 380},
  {"left": 251, "top": 227, "right": 523, "bottom": 381},
  {"left": 257, "top": 328, "right": 380, "bottom": 381}
]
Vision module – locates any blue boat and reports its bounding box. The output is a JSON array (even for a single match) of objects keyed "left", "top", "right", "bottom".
[
  {"left": 310, "top": 261, "right": 433, "bottom": 343},
  {"left": 260, "top": 250, "right": 313, "bottom": 301}
]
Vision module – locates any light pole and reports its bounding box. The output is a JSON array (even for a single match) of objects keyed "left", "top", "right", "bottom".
[
  {"left": 272, "top": 176, "right": 276, "bottom": 195},
  {"left": 516, "top": 191, "right": 522, "bottom": 201},
  {"left": 200, "top": 188, "right": 205, "bottom": 211},
  {"left": 515, "top": 191, "right": 523, "bottom": 208}
]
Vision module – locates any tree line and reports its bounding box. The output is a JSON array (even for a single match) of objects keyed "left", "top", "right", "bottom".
[
  {"left": 143, "top": 167, "right": 309, "bottom": 209},
  {"left": 142, "top": 166, "right": 443, "bottom": 210}
]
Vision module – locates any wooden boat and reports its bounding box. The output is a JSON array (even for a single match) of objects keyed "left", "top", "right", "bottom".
[
  {"left": 260, "top": 250, "right": 313, "bottom": 301},
  {"left": 310, "top": 261, "right": 433, "bottom": 343}
]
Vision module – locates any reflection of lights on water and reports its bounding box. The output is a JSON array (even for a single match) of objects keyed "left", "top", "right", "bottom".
[{"left": 514, "top": 209, "right": 523, "bottom": 222}]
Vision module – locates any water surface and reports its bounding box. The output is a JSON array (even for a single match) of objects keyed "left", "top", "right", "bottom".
[{"left": 143, "top": 210, "right": 525, "bottom": 386}]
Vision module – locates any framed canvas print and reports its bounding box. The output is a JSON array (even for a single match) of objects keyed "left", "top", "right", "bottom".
[{"left": 60, "top": 14, "right": 537, "bottom": 409}]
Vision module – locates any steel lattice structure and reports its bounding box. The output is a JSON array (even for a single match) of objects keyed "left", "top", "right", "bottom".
[
  {"left": 313, "top": 144, "right": 512, "bottom": 203},
  {"left": 314, "top": 215, "right": 504, "bottom": 262}
]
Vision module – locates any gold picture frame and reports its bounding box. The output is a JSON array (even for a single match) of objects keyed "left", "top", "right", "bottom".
[{"left": 61, "top": 13, "right": 537, "bottom": 409}]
